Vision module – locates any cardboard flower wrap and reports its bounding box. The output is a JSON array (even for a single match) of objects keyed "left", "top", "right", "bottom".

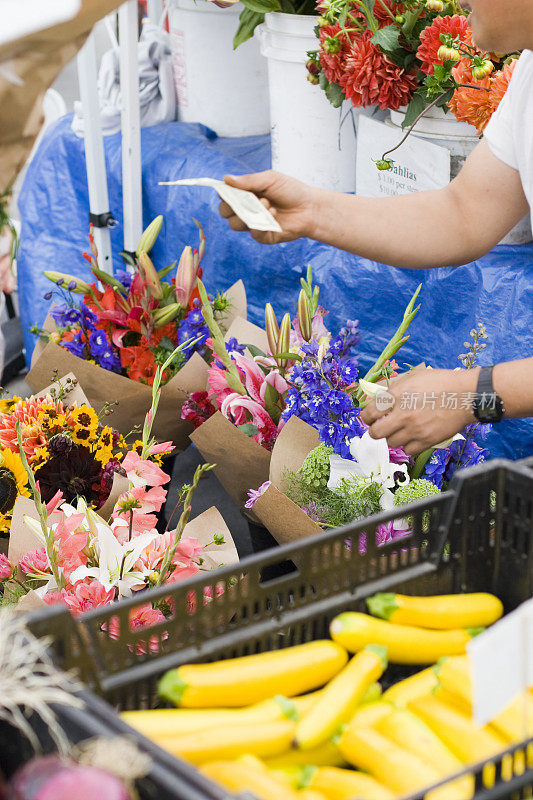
[
  {"left": 190, "top": 315, "right": 272, "bottom": 509},
  {"left": 252, "top": 416, "right": 325, "bottom": 545},
  {"left": 27, "top": 281, "right": 247, "bottom": 448}
]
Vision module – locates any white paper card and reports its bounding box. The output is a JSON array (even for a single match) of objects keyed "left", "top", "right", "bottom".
[
  {"left": 0, "top": 1, "right": 81, "bottom": 48},
  {"left": 355, "top": 116, "right": 451, "bottom": 198},
  {"left": 468, "top": 598, "right": 533, "bottom": 726},
  {"left": 159, "top": 177, "right": 282, "bottom": 233}
]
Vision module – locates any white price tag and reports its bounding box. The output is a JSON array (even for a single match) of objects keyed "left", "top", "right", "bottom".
[
  {"left": 468, "top": 598, "right": 533, "bottom": 726},
  {"left": 355, "top": 116, "right": 451, "bottom": 198}
]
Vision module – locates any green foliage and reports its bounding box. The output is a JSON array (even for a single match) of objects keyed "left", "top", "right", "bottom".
[
  {"left": 285, "top": 469, "right": 383, "bottom": 529},
  {"left": 234, "top": 7, "right": 266, "bottom": 48},
  {"left": 238, "top": 423, "right": 260, "bottom": 437},
  {"left": 393, "top": 478, "right": 441, "bottom": 506},
  {"left": 318, "top": 72, "right": 345, "bottom": 108}
]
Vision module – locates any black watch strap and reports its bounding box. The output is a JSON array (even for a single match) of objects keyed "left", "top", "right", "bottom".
[{"left": 473, "top": 366, "right": 505, "bottom": 423}]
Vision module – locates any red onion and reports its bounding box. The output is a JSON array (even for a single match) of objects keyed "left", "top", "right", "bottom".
[{"left": 8, "top": 755, "right": 132, "bottom": 800}]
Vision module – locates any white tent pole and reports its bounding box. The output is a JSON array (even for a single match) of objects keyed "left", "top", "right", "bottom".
[
  {"left": 147, "top": 0, "right": 164, "bottom": 23},
  {"left": 118, "top": 0, "right": 143, "bottom": 254},
  {"left": 77, "top": 32, "right": 115, "bottom": 273}
]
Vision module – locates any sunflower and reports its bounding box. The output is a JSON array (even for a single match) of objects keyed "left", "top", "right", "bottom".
[
  {"left": 0, "top": 511, "right": 10, "bottom": 534},
  {"left": 0, "top": 397, "right": 22, "bottom": 415},
  {"left": 0, "top": 448, "right": 30, "bottom": 515}
]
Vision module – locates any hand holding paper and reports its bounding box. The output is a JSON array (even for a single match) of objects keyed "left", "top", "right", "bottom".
[{"left": 159, "top": 177, "right": 283, "bottom": 233}]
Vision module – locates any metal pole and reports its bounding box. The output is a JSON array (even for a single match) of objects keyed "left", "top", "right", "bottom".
[
  {"left": 77, "top": 33, "right": 115, "bottom": 273},
  {"left": 118, "top": 0, "right": 143, "bottom": 255}
]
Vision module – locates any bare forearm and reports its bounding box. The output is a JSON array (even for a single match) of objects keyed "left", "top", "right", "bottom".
[
  {"left": 309, "top": 186, "right": 479, "bottom": 268},
  {"left": 494, "top": 357, "right": 533, "bottom": 419}
]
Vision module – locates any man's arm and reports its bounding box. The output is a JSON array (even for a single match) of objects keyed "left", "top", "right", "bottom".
[
  {"left": 220, "top": 140, "right": 529, "bottom": 268},
  {"left": 360, "top": 357, "right": 533, "bottom": 454}
]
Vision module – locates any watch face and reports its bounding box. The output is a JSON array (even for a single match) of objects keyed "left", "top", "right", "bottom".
[{"left": 476, "top": 393, "right": 504, "bottom": 422}]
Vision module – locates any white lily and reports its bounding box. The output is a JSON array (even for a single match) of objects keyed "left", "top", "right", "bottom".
[
  {"left": 69, "top": 523, "right": 157, "bottom": 598},
  {"left": 328, "top": 431, "right": 410, "bottom": 526}
]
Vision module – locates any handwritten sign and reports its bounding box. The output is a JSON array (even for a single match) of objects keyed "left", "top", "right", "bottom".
[{"left": 355, "top": 115, "right": 451, "bottom": 198}]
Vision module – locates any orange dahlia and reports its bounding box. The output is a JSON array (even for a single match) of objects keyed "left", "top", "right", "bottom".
[
  {"left": 447, "top": 58, "right": 492, "bottom": 134},
  {"left": 341, "top": 31, "right": 417, "bottom": 110},
  {"left": 373, "top": 0, "right": 405, "bottom": 27},
  {"left": 319, "top": 24, "right": 349, "bottom": 85},
  {"left": 489, "top": 58, "right": 518, "bottom": 113},
  {"left": 417, "top": 14, "right": 474, "bottom": 75},
  {"left": 0, "top": 398, "right": 51, "bottom": 459}
]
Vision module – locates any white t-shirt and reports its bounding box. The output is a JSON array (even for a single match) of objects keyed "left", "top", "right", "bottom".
[{"left": 484, "top": 50, "right": 533, "bottom": 228}]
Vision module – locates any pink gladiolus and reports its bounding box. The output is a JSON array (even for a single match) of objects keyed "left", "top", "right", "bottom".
[
  {"left": 173, "top": 537, "right": 205, "bottom": 568},
  {"left": 19, "top": 547, "right": 49, "bottom": 576},
  {"left": 175, "top": 246, "right": 198, "bottom": 307},
  {"left": 121, "top": 451, "right": 170, "bottom": 488},
  {"left": 106, "top": 604, "right": 168, "bottom": 654},
  {"left": 46, "top": 490, "right": 64, "bottom": 515},
  {"left": 53, "top": 513, "right": 89, "bottom": 579},
  {"left": 0, "top": 553, "right": 12, "bottom": 581}
]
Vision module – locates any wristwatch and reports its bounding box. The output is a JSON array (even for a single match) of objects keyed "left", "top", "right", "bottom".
[{"left": 472, "top": 366, "right": 505, "bottom": 423}]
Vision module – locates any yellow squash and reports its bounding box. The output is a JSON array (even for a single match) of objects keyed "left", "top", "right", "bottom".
[
  {"left": 265, "top": 741, "right": 348, "bottom": 769},
  {"left": 121, "top": 692, "right": 321, "bottom": 738},
  {"left": 346, "top": 700, "right": 393, "bottom": 729},
  {"left": 408, "top": 695, "right": 508, "bottom": 763},
  {"left": 330, "top": 612, "right": 481, "bottom": 664},
  {"left": 367, "top": 592, "right": 503, "bottom": 629},
  {"left": 295, "top": 646, "right": 387, "bottom": 749},
  {"left": 382, "top": 667, "right": 438, "bottom": 707},
  {"left": 338, "top": 725, "right": 442, "bottom": 796},
  {"left": 158, "top": 641, "right": 348, "bottom": 707},
  {"left": 377, "top": 708, "right": 465, "bottom": 775},
  {"left": 307, "top": 766, "right": 395, "bottom": 800},
  {"left": 155, "top": 718, "right": 295, "bottom": 764},
  {"left": 202, "top": 760, "right": 298, "bottom": 800}
]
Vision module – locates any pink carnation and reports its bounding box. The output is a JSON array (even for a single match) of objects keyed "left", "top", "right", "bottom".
[
  {"left": 63, "top": 581, "right": 115, "bottom": 615},
  {"left": 0, "top": 553, "right": 12, "bottom": 581},
  {"left": 19, "top": 547, "right": 49, "bottom": 576}
]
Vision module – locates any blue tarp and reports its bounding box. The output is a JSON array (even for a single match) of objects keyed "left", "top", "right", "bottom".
[{"left": 17, "top": 115, "right": 533, "bottom": 459}]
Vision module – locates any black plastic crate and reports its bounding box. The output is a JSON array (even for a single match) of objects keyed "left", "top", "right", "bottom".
[{"left": 26, "top": 458, "right": 533, "bottom": 800}]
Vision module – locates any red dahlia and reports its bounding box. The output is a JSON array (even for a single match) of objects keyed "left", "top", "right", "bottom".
[
  {"left": 340, "top": 31, "right": 417, "bottom": 110},
  {"left": 417, "top": 14, "right": 474, "bottom": 75},
  {"left": 319, "top": 24, "right": 349, "bottom": 85}
]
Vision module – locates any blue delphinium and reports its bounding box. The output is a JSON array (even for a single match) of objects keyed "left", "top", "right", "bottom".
[
  {"left": 177, "top": 305, "right": 210, "bottom": 357},
  {"left": 423, "top": 422, "right": 490, "bottom": 489},
  {"left": 422, "top": 448, "right": 448, "bottom": 490},
  {"left": 282, "top": 336, "right": 364, "bottom": 458}
]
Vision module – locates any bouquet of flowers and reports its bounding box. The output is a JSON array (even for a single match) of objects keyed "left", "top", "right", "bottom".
[
  {"left": 0, "top": 365, "right": 238, "bottom": 630},
  {"left": 28, "top": 216, "right": 246, "bottom": 446},
  {"left": 0, "top": 375, "right": 157, "bottom": 541},
  {"left": 185, "top": 269, "right": 413, "bottom": 509},
  {"left": 247, "top": 325, "right": 490, "bottom": 547},
  {"left": 307, "top": 1, "right": 518, "bottom": 142}
]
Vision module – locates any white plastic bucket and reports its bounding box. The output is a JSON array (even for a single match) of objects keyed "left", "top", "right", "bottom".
[
  {"left": 389, "top": 106, "right": 532, "bottom": 245},
  {"left": 257, "top": 13, "right": 358, "bottom": 192},
  {"left": 169, "top": 0, "right": 270, "bottom": 137}
]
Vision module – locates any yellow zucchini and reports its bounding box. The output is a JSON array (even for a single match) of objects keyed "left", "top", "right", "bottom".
[
  {"left": 408, "top": 695, "right": 508, "bottom": 763},
  {"left": 295, "top": 646, "right": 387, "bottom": 749},
  {"left": 158, "top": 641, "right": 348, "bottom": 707},
  {"left": 307, "top": 766, "right": 395, "bottom": 800},
  {"left": 155, "top": 718, "right": 295, "bottom": 764},
  {"left": 489, "top": 692, "right": 533, "bottom": 741},
  {"left": 330, "top": 612, "right": 481, "bottom": 664},
  {"left": 367, "top": 592, "right": 503, "bottom": 629},
  {"left": 121, "top": 692, "right": 321, "bottom": 738},
  {"left": 436, "top": 656, "right": 472, "bottom": 705},
  {"left": 376, "top": 708, "right": 472, "bottom": 799},
  {"left": 346, "top": 700, "right": 393, "bottom": 729},
  {"left": 202, "top": 760, "right": 298, "bottom": 800},
  {"left": 382, "top": 666, "right": 438, "bottom": 707},
  {"left": 265, "top": 741, "right": 348, "bottom": 769},
  {"left": 338, "top": 725, "right": 442, "bottom": 795},
  {"left": 298, "top": 790, "right": 328, "bottom": 800}
]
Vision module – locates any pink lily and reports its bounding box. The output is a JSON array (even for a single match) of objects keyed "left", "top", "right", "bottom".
[
  {"left": 233, "top": 353, "right": 267, "bottom": 404},
  {"left": 260, "top": 370, "right": 289, "bottom": 402},
  {"left": 175, "top": 245, "right": 198, "bottom": 307},
  {"left": 220, "top": 393, "right": 280, "bottom": 445}
]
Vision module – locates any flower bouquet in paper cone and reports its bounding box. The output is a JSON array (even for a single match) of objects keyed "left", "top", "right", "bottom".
[
  {"left": 247, "top": 324, "right": 491, "bottom": 548},
  {"left": 28, "top": 216, "right": 247, "bottom": 447},
  {"left": 1, "top": 356, "right": 239, "bottom": 631}
]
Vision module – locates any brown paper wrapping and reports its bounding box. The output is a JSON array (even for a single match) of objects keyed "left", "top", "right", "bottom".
[
  {"left": 28, "top": 343, "right": 209, "bottom": 448},
  {"left": 224, "top": 316, "right": 269, "bottom": 355},
  {"left": 1, "top": 0, "right": 124, "bottom": 189},
  {"left": 190, "top": 411, "right": 271, "bottom": 510},
  {"left": 252, "top": 416, "right": 323, "bottom": 546},
  {"left": 181, "top": 506, "right": 239, "bottom": 569}
]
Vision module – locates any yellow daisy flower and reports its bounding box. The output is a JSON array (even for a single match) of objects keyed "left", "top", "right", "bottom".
[
  {"left": 31, "top": 446, "right": 50, "bottom": 471},
  {"left": 0, "top": 396, "right": 22, "bottom": 415},
  {"left": 71, "top": 405, "right": 99, "bottom": 436},
  {"left": 72, "top": 427, "right": 95, "bottom": 446},
  {"left": 0, "top": 512, "right": 10, "bottom": 534}
]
